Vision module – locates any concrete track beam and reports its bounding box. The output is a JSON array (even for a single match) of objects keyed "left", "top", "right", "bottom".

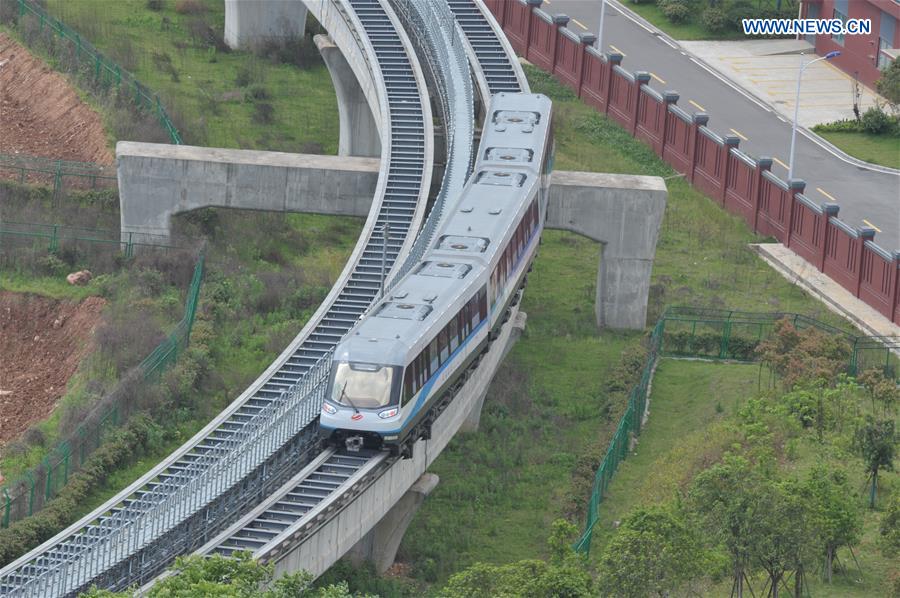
[
  {"left": 346, "top": 473, "right": 439, "bottom": 574},
  {"left": 225, "top": 0, "right": 307, "bottom": 51},
  {"left": 314, "top": 34, "right": 380, "bottom": 158}
]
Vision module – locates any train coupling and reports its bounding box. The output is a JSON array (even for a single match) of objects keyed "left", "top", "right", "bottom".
[{"left": 345, "top": 435, "right": 364, "bottom": 452}]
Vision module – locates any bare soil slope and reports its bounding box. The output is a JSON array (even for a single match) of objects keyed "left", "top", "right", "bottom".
[
  {"left": 0, "top": 291, "right": 106, "bottom": 446},
  {"left": 0, "top": 32, "right": 113, "bottom": 164}
]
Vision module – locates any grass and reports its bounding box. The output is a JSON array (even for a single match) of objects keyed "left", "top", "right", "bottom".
[
  {"left": 393, "top": 65, "right": 858, "bottom": 589},
  {"left": 816, "top": 130, "right": 900, "bottom": 170},
  {"left": 591, "top": 359, "right": 897, "bottom": 597},
  {"left": 39, "top": 0, "right": 339, "bottom": 152},
  {"left": 620, "top": 2, "right": 747, "bottom": 41}
]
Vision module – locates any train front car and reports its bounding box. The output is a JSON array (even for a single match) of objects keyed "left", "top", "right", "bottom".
[{"left": 320, "top": 93, "right": 553, "bottom": 458}]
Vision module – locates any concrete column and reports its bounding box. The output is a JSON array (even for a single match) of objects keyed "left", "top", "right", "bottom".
[
  {"left": 347, "top": 473, "right": 439, "bottom": 574},
  {"left": 461, "top": 311, "right": 527, "bottom": 433},
  {"left": 314, "top": 35, "right": 380, "bottom": 158},
  {"left": 546, "top": 171, "right": 667, "bottom": 330},
  {"left": 224, "top": 0, "right": 307, "bottom": 51}
]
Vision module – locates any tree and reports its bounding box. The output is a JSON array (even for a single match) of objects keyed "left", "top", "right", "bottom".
[
  {"left": 81, "top": 552, "right": 368, "bottom": 598},
  {"left": 597, "top": 505, "right": 706, "bottom": 597},
  {"left": 880, "top": 492, "right": 900, "bottom": 558},
  {"left": 756, "top": 320, "right": 850, "bottom": 390},
  {"left": 803, "top": 466, "right": 863, "bottom": 583},
  {"left": 876, "top": 58, "right": 900, "bottom": 113},
  {"left": 440, "top": 520, "right": 593, "bottom": 598},
  {"left": 688, "top": 454, "right": 767, "bottom": 598},
  {"left": 854, "top": 418, "right": 896, "bottom": 508}
]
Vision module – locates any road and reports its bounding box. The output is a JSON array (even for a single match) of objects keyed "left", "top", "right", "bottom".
[{"left": 547, "top": 0, "right": 900, "bottom": 249}]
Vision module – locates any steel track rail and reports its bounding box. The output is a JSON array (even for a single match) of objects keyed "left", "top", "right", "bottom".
[{"left": 0, "top": 0, "right": 433, "bottom": 594}]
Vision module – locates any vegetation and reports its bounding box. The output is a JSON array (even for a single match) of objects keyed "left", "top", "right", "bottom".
[
  {"left": 813, "top": 129, "right": 900, "bottom": 170},
  {"left": 625, "top": 0, "right": 796, "bottom": 40}
]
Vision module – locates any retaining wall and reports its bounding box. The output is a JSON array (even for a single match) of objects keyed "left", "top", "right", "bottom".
[{"left": 484, "top": 0, "right": 900, "bottom": 327}]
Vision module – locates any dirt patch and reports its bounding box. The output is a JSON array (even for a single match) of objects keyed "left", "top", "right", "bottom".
[
  {"left": 0, "top": 32, "right": 113, "bottom": 165},
  {"left": 0, "top": 291, "right": 106, "bottom": 446}
]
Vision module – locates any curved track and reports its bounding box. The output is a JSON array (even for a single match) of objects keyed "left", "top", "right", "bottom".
[{"left": 0, "top": 0, "right": 432, "bottom": 594}]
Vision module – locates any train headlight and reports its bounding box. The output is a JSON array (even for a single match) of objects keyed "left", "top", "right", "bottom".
[
  {"left": 322, "top": 402, "right": 337, "bottom": 415},
  {"left": 378, "top": 407, "right": 399, "bottom": 419}
]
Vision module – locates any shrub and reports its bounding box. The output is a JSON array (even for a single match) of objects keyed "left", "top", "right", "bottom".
[
  {"left": 252, "top": 102, "right": 275, "bottom": 124},
  {"left": 702, "top": 7, "right": 730, "bottom": 34},
  {"left": 146, "top": 0, "right": 164, "bottom": 10},
  {"left": 247, "top": 85, "right": 271, "bottom": 101},
  {"left": 813, "top": 119, "right": 863, "bottom": 134},
  {"left": 174, "top": 0, "right": 205, "bottom": 14},
  {"left": 661, "top": 0, "right": 691, "bottom": 24},
  {"left": 861, "top": 106, "right": 893, "bottom": 135}
]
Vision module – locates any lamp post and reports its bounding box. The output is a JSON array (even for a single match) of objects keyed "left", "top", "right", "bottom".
[
  {"left": 596, "top": 0, "right": 607, "bottom": 54},
  {"left": 788, "top": 50, "right": 840, "bottom": 179}
]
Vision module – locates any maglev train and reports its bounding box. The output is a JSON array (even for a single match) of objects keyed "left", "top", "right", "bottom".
[{"left": 319, "top": 93, "right": 554, "bottom": 457}]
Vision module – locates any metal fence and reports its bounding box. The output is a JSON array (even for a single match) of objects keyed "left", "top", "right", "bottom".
[
  {"left": 1, "top": 255, "right": 204, "bottom": 529},
  {"left": 574, "top": 306, "right": 899, "bottom": 554},
  {"left": 0, "top": 221, "right": 177, "bottom": 271},
  {"left": 0, "top": 154, "right": 117, "bottom": 197},
  {"left": 11, "top": 0, "right": 182, "bottom": 145}
]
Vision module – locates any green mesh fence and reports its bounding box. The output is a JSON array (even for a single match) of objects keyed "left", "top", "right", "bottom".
[
  {"left": 0, "top": 255, "right": 203, "bottom": 529},
  {"left": 574, "top": 307, "right": 898, "bottom": 554},
  {"left": 0, "top": 153, "right": 117, "bottom": 197},
  {"left": 11, "top": 0, "right": 182, "bottom": 145}
]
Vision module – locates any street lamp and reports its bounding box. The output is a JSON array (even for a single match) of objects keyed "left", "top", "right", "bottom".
[
  {"left": 788, "top": 50, "right": 840, "bottom": 179},
  {"left": 597, "top": 0, "right": 607, "bottom": 55}
]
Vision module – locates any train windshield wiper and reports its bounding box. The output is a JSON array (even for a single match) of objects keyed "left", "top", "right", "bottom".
[{"left": 339, "top": 381, "right": 360, "bottom": 414}]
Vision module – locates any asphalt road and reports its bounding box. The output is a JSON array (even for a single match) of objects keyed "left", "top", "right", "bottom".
[{"left": 547, "top": 0, "right": 900, "bottom": 250}]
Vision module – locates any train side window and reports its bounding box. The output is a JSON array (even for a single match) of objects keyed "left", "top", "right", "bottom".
[
  {"left": 429, "top": 338, "right": 439, "bottom": 372},
  {"left": 448, "top": 317, "right": 459, "bottom": 352},
  {"left": 478, "top": 287, "right": 488, "bottom": 319},
  {"left": 439, "top": 329, "right": 450, "bottom": 363},
  {"left": 404, "top": 367, "right": 414, "bottom": 401},
  {"left": 470, "top": 296, "right": 480, "bottom": 328},
  {"left": 416, "top": 355, "right": 426, "bottom": 388}
]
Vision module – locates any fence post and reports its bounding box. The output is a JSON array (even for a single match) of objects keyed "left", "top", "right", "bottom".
[
  {"left": 2, "top": 488, "right": 9, "bottom": 528},
  {"left": 660, "top": 92, "right": 679, "bottom": 157},
  {"left": 604, "top": 53, "right": 623, "bottom": 115},
  {"left": 688, "top": 113, "right": 708, "bottom": 184},
  {"left": 720, "top": 318, "right": 732, "bottom": 359},
  {"left": 18, "top": 0, "right": 25, "bottom": 18},
  {"left": 752, "top": 157, "right": 773, "bottom": 233},
  {"left": 43, "top": 457, "right": 53, "bottom": 501},
  {"left": 126, "top": 231, "right": 134, "bottom": 259},
  {"left": 632, "top": 72, "right": 650, "bottom": 135},
  {"left": 819, "top": 204, "right": 839, "bottom": 270},
  {"left": 26, "top": 471, "right": 35, "bottom": 515},
  {"left": 49, "top": 224, "right": 59, "bottom": 252},
  {"left": 577, "top": 33, "right": 596, "bottom": 93},
  {"left": 784, "top": 179, "right": 806, "bottom": 249},
  {"left": 855, "top": 228, "right": 876, "bottom": 297},
  {"left": 720, "top": 137, "right": 740, "bottom": 204},
  {"left": 53, "top": 160, "right": 63, "bottom": 199}
]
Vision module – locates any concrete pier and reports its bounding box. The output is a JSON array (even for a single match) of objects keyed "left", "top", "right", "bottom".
[
  {"left": 315, "top": 35, "right": 380, "bottom": 158},
  {"left": 224, "top": 0, "right": 307, "bottom": 51},
  {"left": 346, "top": 473, "right": 439, "bottom": 573},
  {"left": 546, "top": 172, "right": 666, "bottom": 330}
]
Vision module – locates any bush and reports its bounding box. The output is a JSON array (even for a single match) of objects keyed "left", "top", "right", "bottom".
[
  {"left": 813, "top": 119, "right": 863, "bottom": 134},
  {"left": 661, "top": 0, "right": 691, "bottom": 24},
  {"left": 174, "top": 0, "right": 205, "bottom": 14},
  {"left": 146, "top": 0, "right": 164, "bottom": 10},
  {"left": 861, "top": 106, "right": 893, "bottom": 135},
  {"left": 702, "top": 7, "right": 729, "bottom": 34},
  {"left": 252, "top": 102, "right": 275, "bottom": 124}
]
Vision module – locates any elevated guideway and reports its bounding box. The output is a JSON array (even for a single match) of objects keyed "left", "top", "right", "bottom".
[{"left": 0, "top": 0, "right": 434, "bottom": 594}]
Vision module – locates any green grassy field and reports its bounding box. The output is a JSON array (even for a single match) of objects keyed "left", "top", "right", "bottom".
[
  {"left": 40, "top": 0, "right": 339, "bottom": 152},
  {"left": 619, "top": 2, "right": 748, "bottom": 41},
  {"left": 592, "top": 359, "right": 896, "bottom": 597},
  {"left": 817, "top": 130, "right": 900, "bottom": 170}
]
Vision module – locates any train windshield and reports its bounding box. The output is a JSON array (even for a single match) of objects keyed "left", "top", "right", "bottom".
[{"left": 331, "top": 362, "right": 397, "bottom": 409}]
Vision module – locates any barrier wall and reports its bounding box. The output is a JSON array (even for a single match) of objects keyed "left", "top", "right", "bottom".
[{"left": 486, "top": 0, "right": 900, "bottom": 326}]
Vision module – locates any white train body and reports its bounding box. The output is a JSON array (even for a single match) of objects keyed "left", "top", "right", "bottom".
[{"left": 319, "top": 93, "right": 554, "bottom": 454}]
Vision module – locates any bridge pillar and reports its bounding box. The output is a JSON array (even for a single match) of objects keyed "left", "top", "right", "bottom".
[
  {"left": 224, "top": 0, "right": 307, "bottom": 51},
  {"left": 314, "top": 34, "right": 381, "bottom": 158},
  {"left": 460, "top": 311, "right": 527, "bottom": 433},
  {"left": 546, "top": 172, "right": 667, "bottom": 330},
  {"left": 347, "top": 472, "right": 439, "bottom": 574}
]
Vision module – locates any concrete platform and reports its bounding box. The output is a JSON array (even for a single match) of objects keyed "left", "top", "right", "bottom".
[{"left": 753, "top": 242, "right": 900, "bottom": 339}]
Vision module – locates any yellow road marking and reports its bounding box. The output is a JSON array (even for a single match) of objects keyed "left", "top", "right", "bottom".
[
  {"left": 609, "top": 44, "right": 626, "bottom": 56},
  {"left": 863, "top": 219, "right": 882, "bottom": 233},
  {"left": 772, "top": 157, "right": 790, "bottom": 170},
  {"left": 729, "top": 128, "right": 748, "bottom": 141},
  {"left": 816, "top": 187, "right": 838, "bottom": 202},
  {"left": 571, "top": 18, "right": 588, "bottom": 31},
  {"left": 650, "top": 72, "right": 666, "bottom": 84},
  {"left": 688, "top": 99, "right": 706, "bottom": 112}
]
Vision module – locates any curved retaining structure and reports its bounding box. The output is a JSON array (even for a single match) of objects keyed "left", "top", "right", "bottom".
[{"left": 0, "top": 0, "right": 433, "bottom": 594}]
